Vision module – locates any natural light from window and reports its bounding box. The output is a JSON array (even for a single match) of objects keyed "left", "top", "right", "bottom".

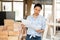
[
  {"left": 2, "top": 2, "right": 12, "bottom": 11},
  {"left": 45, "top": 5, "right": 52, "bottom": 19},
  {"left": 13, "top": 2, "right": 23, "bottom": 21},
  {"left": 56, "top": 3, "right": 60, "bottom": 19}
]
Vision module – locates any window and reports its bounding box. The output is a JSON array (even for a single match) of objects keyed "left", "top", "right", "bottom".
[
  {"left": 13, "top": 2, "right": 23, "bottom": 21},
  {"left": 2, "top": 2, "right": 12, "bottom": 11},
  {"left": 1, "top": 1, "right": 24, "bottom": 21},
  {"left": 56, "top": 0, "right": 60, "bottom": 2},
  {"left": 56, "top": 3, "right": 60, "bottom": 19},
  {"left": 45, "top": 5, "right": 52, "bottom": 19},
  {"left": 56, "top": 0, "right": 60, "bottom": 19}
]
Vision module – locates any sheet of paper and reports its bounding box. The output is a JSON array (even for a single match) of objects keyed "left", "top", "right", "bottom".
[{"left": 21, "top": 19, "right": 41, "bottom": 30}]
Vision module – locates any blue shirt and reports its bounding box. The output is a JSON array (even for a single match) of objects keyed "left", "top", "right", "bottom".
[{"left": 26, "top": 15, "right": 46, "bottom": 37}]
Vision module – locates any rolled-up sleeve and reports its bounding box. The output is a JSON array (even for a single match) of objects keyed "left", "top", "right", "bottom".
[{"left": 41, "top": 18, "right": 46, "bottom": 30}]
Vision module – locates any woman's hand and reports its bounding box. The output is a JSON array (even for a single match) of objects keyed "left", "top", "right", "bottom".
[
  {"left": 36, "top": 29, "right": 44, "bottom": 33},
  {"left": 21, "top": 23, "right": 25, "bottom": 27},
  {"left": 20, "top": 23, "right": 26, "bottom": 28}
]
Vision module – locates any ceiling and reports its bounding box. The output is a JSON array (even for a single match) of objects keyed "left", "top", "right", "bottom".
[
  {"left": 0, "top": 0, "right": 53, "bottom": 5},
  {"left": 33, "top": 0, "right": 53, "bottom": 5}
]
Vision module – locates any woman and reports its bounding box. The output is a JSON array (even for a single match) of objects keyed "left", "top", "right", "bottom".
[{"left": 21, "top": 3, "right": 46, "bottom": 40}]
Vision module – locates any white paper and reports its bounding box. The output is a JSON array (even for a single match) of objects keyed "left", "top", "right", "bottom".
[
  {"left": 21, "top": 19, "right": 41, "bottom": 30},
  {"left": 21, "top": 19, "right": 31, "bottom": 27}
]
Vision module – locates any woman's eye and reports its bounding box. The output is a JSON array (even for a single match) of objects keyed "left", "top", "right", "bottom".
[{"left": 35, "top": 9, "right": 37, "bottom": 10}]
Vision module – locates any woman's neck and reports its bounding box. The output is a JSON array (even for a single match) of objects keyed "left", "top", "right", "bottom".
[
  {"left": 33, "top": 13, "right": 39, "bottom": 19},
  {"left": 33, "top": 13, "right": 39, "bottom": 16}
]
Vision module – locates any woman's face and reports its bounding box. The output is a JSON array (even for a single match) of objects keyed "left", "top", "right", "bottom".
[{"left": 34, "top": 6, "right": 41, "bottom": 14}]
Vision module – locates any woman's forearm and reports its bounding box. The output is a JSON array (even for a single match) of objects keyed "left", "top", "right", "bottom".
[{"left": 36, "top": 29, "right": 44, "bottom": 33}]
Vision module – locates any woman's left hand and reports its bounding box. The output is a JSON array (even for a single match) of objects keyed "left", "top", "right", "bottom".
[{"left": 36, "top": 30, "right": 44, "bottom": 33}]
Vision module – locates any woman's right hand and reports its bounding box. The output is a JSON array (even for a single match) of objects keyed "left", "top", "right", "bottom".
[{"left": 21, "top": 23, "right": 26, "bottom": 28}]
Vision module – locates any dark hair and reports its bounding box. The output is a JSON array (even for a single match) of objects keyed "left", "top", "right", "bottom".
[{"left": 34, "top": 3, "right": 42, "bottom": 9}]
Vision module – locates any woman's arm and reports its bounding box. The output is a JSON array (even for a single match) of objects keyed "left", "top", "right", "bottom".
[{"left": 36, "top": 29, "right": 44, "bottom": 33}]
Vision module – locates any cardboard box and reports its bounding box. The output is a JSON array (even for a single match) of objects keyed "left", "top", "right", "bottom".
[
  {"left": 14, "top": 22, "right": 22, "bottom": 31},
  {"left": 0, "top": 35, "right": 8, "bottom": 39},
  {"left": 0, "top": 38, "right": 8, "bottom": 40},
  {"left": 0, "top": 31, "right": 8, "bottom": 40},
  {"left": 4, "top": 19, "right": 14, "bottom": 31},
  {"left": 8, "top": 36, "right": 18, "bottom": 40},
  {"left": 7, "top": 26, "right": 14, "bottom": 31},
  {"left": 8, "top": 31, "right": 19, "bottom": 36},
  {"left": 4, "top": 19, "right": 14, "bottom": 26},
  {"left": 0, "top": 26, "right": 3, "bottom": 31},
  {"left": 3, "top": 26, "right": 7, "bottom": 31},
  {"left": 0, "top": 31, "right": 8, "bottom": 36},
  {"left": 0, "top": 35, "right": 8, "bottom": 40}
]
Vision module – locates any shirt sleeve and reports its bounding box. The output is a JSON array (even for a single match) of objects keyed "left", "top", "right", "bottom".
[{"left": 41, "top": 18, "right": 46, "bottom": 30}]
